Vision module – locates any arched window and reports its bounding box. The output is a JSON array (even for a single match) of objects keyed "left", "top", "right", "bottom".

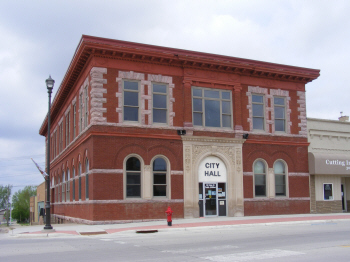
[
  {"left": 254, "top": 160, "right": 266, "bottom": 197},
  {"left": 153, "top": 158, "right": 167, "bottom": 197},
  {"left": 85, "top": 158, "right": 89, "bottom": 199},
  {"left": 58, "top": 176, "right": 61, "bottom": 202},
  {"left": 72, "top": 166, "right": 75, "bottom": 201},
  {"left": 126, "top": 157, "right": 141, "bottom": 198},
  {"left": 62, "top": 171, "right": 65, "bottom": 202},
  {"left": 78, "top": 163, "right": 82, "bottom": 200},
  {"left": 66, "top": 168, "right": 70, "bottom": 201},
  {"left": 274, "top": 160, "right": 286, "bottom": 196}
]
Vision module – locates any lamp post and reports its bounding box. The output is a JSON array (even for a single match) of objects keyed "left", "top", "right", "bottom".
[{"left": 44, "top": 75, "right": 54, "bottom": 230}]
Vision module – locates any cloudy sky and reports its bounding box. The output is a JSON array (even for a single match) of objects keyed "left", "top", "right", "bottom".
[{"left": 1, "top": 0, "right": 349, "bottom": 194}]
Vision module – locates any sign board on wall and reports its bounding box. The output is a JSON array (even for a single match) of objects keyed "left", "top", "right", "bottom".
[
  {"left": 309, "top": 152, "right": 350, "bottom": 175},
  {"left": 198, "top": 156, "right": 227, "bottom": 182}
]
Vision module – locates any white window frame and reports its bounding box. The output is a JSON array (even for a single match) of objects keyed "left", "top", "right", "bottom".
[
  {"left": 323, "top": 183, "right": 334, "bottom": 201},
  {"left": 252, "top": 94, "right": 265, "bottom": 131},
  {"left": 274, "top": 160, "right": 288, "bottom": 197},
  {"left": 274, "top": 97, "right": 286, "bottom": 132},
  {"left": 253, "top": 159, "right": 267, "bottom": 197},
  {"left": 192, "top": 86, "right": 232, "bottom": 129},
  {"left": 123, "top": 80, "right": 140, "bottom": 123},
  {"left": 124, "top": 155, "right": 143, "bottom": 199},
  {"left": 152, "top": 83, "right": 168, "bottom": 125},
  {"left": 151, "top": 156, "right": 170, "bottom": 199},
  {"left": 62, "top": 171, "right": 65, "bottom": 202}
]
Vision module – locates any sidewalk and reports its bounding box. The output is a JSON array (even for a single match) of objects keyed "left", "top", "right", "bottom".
[{"left": 5, "top": 213, "right": 350, "bottom": 238}]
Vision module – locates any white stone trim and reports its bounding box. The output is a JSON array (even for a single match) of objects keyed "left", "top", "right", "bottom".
[
  {"left": 244, "top": 197, "right": 310, "bottom": 202},
  {"left": 270, "top": 89, "right": 291, "bottom": 134},
  {"left": 243, "top": 172, "right": 253, "bottom": 176},
  {"left": 246, "top": 86, "right": 269, "bottom": 132},
  {"left": 288, "top": 172, "right": 309, "bottom": 177},
  {"left": 90, "top": 169, "right": 123, "bottom": 174},
  {"left": 171, "top": 171, "right": 184, "bottom": 175},
  {"left": 116, "top": 71, "right": 146, "bottom": 125},
  {"left": 297, "top": 91, "right": 307, "bottom": 137},
  {"left": 90, "top": 67, "right": 107, "bottom": 124},
  {"left": 148, "top": 74, "right": 175, "bottom": 127}
]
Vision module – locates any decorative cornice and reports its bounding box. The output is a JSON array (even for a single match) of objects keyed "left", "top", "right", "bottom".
[{"left": 40, "top": 35, "right": 320, "bottom": 136}]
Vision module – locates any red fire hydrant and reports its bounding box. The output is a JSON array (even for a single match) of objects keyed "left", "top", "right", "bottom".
[{"left": 165, "top": 206, "right": 173, "bottom": 226}]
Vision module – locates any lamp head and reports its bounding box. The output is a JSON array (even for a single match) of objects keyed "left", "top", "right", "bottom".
[{"left": 46, "top": 75, "right": 55, "bottom": 92}]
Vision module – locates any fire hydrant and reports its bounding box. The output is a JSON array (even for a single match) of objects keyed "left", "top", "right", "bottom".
[{"left": 165, "top": 206, "right": 173, "bottom": 226}]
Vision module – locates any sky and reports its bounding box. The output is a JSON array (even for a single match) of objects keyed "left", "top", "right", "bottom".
[{"left": 0, "top": 0, "right": 349, "bottom": 196}]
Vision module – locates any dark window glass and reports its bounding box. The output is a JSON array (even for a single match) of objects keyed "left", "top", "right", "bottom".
[
  {"left": 124, "top": 92, "right": 138, "bottom": 106},
  {"left": 124, "top": 81, "right": 138, "bottom": 90},
  {"left": 204, "top": 90, "right": 220, "bottom": 99},
  {"left": 126, "top": 157, "right": 141, "bottom": 197},
  {"left": 153, "top": 158, "right": 166, "bottom": 171},
  {"left": 153, "top": 158, "right": 167, "bottom": 197},
  {"left": 205, "top": 100, "right": 220, "bottom": 127},
  {"left": 193, "top": 89, "right": 202, "bottom": 97},
  {"left": 126, "top": 157, "right": 141, "bottom": 171},
  {"left": 153, "top": 185, "right": 166, "bottom": 196},
  {"left": 153, "top": 84, "right": 166, "bottom": 93},
  {"left": 124, "top": 107, "right": 138, "bottom": 121},
  {"left": 193, "top": 98, "right": 202, "bottom": 112}
]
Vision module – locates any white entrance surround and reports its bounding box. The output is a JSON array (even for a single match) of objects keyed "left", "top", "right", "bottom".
[{"left": 182, "top": 136, "right": 245, "bottom": 218}]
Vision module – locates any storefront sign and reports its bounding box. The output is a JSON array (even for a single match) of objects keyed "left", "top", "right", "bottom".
[
  {"left": 309, "top": 152, "right": 350, "bottom": 175},
  {"left": 199, "top": 156, "right": 227, "bottom": 182}
]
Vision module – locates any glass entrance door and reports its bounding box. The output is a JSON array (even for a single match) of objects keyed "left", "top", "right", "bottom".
[{"left": 205, "top": 183, "right": 217, "bottom": 216}]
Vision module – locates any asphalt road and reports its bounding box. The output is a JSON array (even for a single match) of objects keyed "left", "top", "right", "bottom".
[{"left": 1, "top": 220, "right": 350, "bottom": 262}]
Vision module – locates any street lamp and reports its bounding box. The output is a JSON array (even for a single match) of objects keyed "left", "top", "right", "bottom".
[{"left": 44, "top": 75, "right": 54, "bottom": 230}]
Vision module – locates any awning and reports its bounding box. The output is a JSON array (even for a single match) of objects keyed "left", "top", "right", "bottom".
[{"left": 308, "top": 152, "right": 350, "bottom": 175}]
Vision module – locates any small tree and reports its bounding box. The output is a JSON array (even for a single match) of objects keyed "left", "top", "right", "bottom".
[
  {"left": 0, "top": 185, "right": 12, "bottom": 226},
  {"left": 12, "top": 186, "right": 36, "bottom": 223}
]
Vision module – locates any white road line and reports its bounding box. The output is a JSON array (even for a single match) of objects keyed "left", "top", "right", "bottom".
[
  {"left": 162, "top": 245, "right": 238, "bottom": 254},
  {"left": 202, "top": 249, "right": 304, "bottom": 261}
]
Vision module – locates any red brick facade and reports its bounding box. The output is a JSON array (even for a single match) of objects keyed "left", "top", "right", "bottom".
[{"left": 39, "top": 35, "right": 319, "bottom": 224}]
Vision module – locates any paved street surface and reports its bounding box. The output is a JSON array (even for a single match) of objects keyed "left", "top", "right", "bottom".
[{"left": 1, "top": 213, "right": 350, "bottom": 261}]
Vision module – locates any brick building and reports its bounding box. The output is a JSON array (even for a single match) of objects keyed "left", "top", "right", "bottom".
[{"left": 39, "top": 35, "right": 320, "bottom": 224}]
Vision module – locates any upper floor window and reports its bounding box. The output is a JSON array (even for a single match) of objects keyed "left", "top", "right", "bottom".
[
  {"left": 73, "top": 104, "right": 76, "bottom": 139},
  {"left": 153, "top": 158, "right": 167, "bottom": 197},
  {"left": 192, "top": 87, "right": 232, "bottom": 128},
  {"left": 252, "top": 95, "right": 264, "bottom": 130},
  {"left": 123, "top": 81, "right": 139, "bottom": 122},
  {"left": 65, "top": 112, "right": 70, "bottom": 146},
  {"left": 126, "top": 157, "right": 141, "bottom": 198},
  {"left": 79, "top": 94, "right": 83, "bottom": 133},
  {"left": 274, "top": 160, "right": 286, "bottom": 196},
  {"left": 152, "top": 84, "right": 168, "bottom": 124},
  {"left": 84, "top": 86, "right": 88, "bottom": 128},
  {"left": 274, "top": 97, "right": 286, "bottom": 132},
  {"left": 254, "top": 160, "right": 266, "bottom": 197}
]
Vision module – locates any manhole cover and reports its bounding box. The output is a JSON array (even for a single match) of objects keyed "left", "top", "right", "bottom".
[{"left": 136, "top": 230, "right": 158, "bottom": 234}]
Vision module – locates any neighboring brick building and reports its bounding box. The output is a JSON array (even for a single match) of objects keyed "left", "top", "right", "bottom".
[
  {"left": 308, "top": 116, "right": 350, "bottom": 213},
  {"left": 39, "top": 35, "right": 320, "bottom": 224}
]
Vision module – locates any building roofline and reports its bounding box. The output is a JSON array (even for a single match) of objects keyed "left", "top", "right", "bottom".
[{"left": 40, "top": 35, "right": 321, "bottom": 136}]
